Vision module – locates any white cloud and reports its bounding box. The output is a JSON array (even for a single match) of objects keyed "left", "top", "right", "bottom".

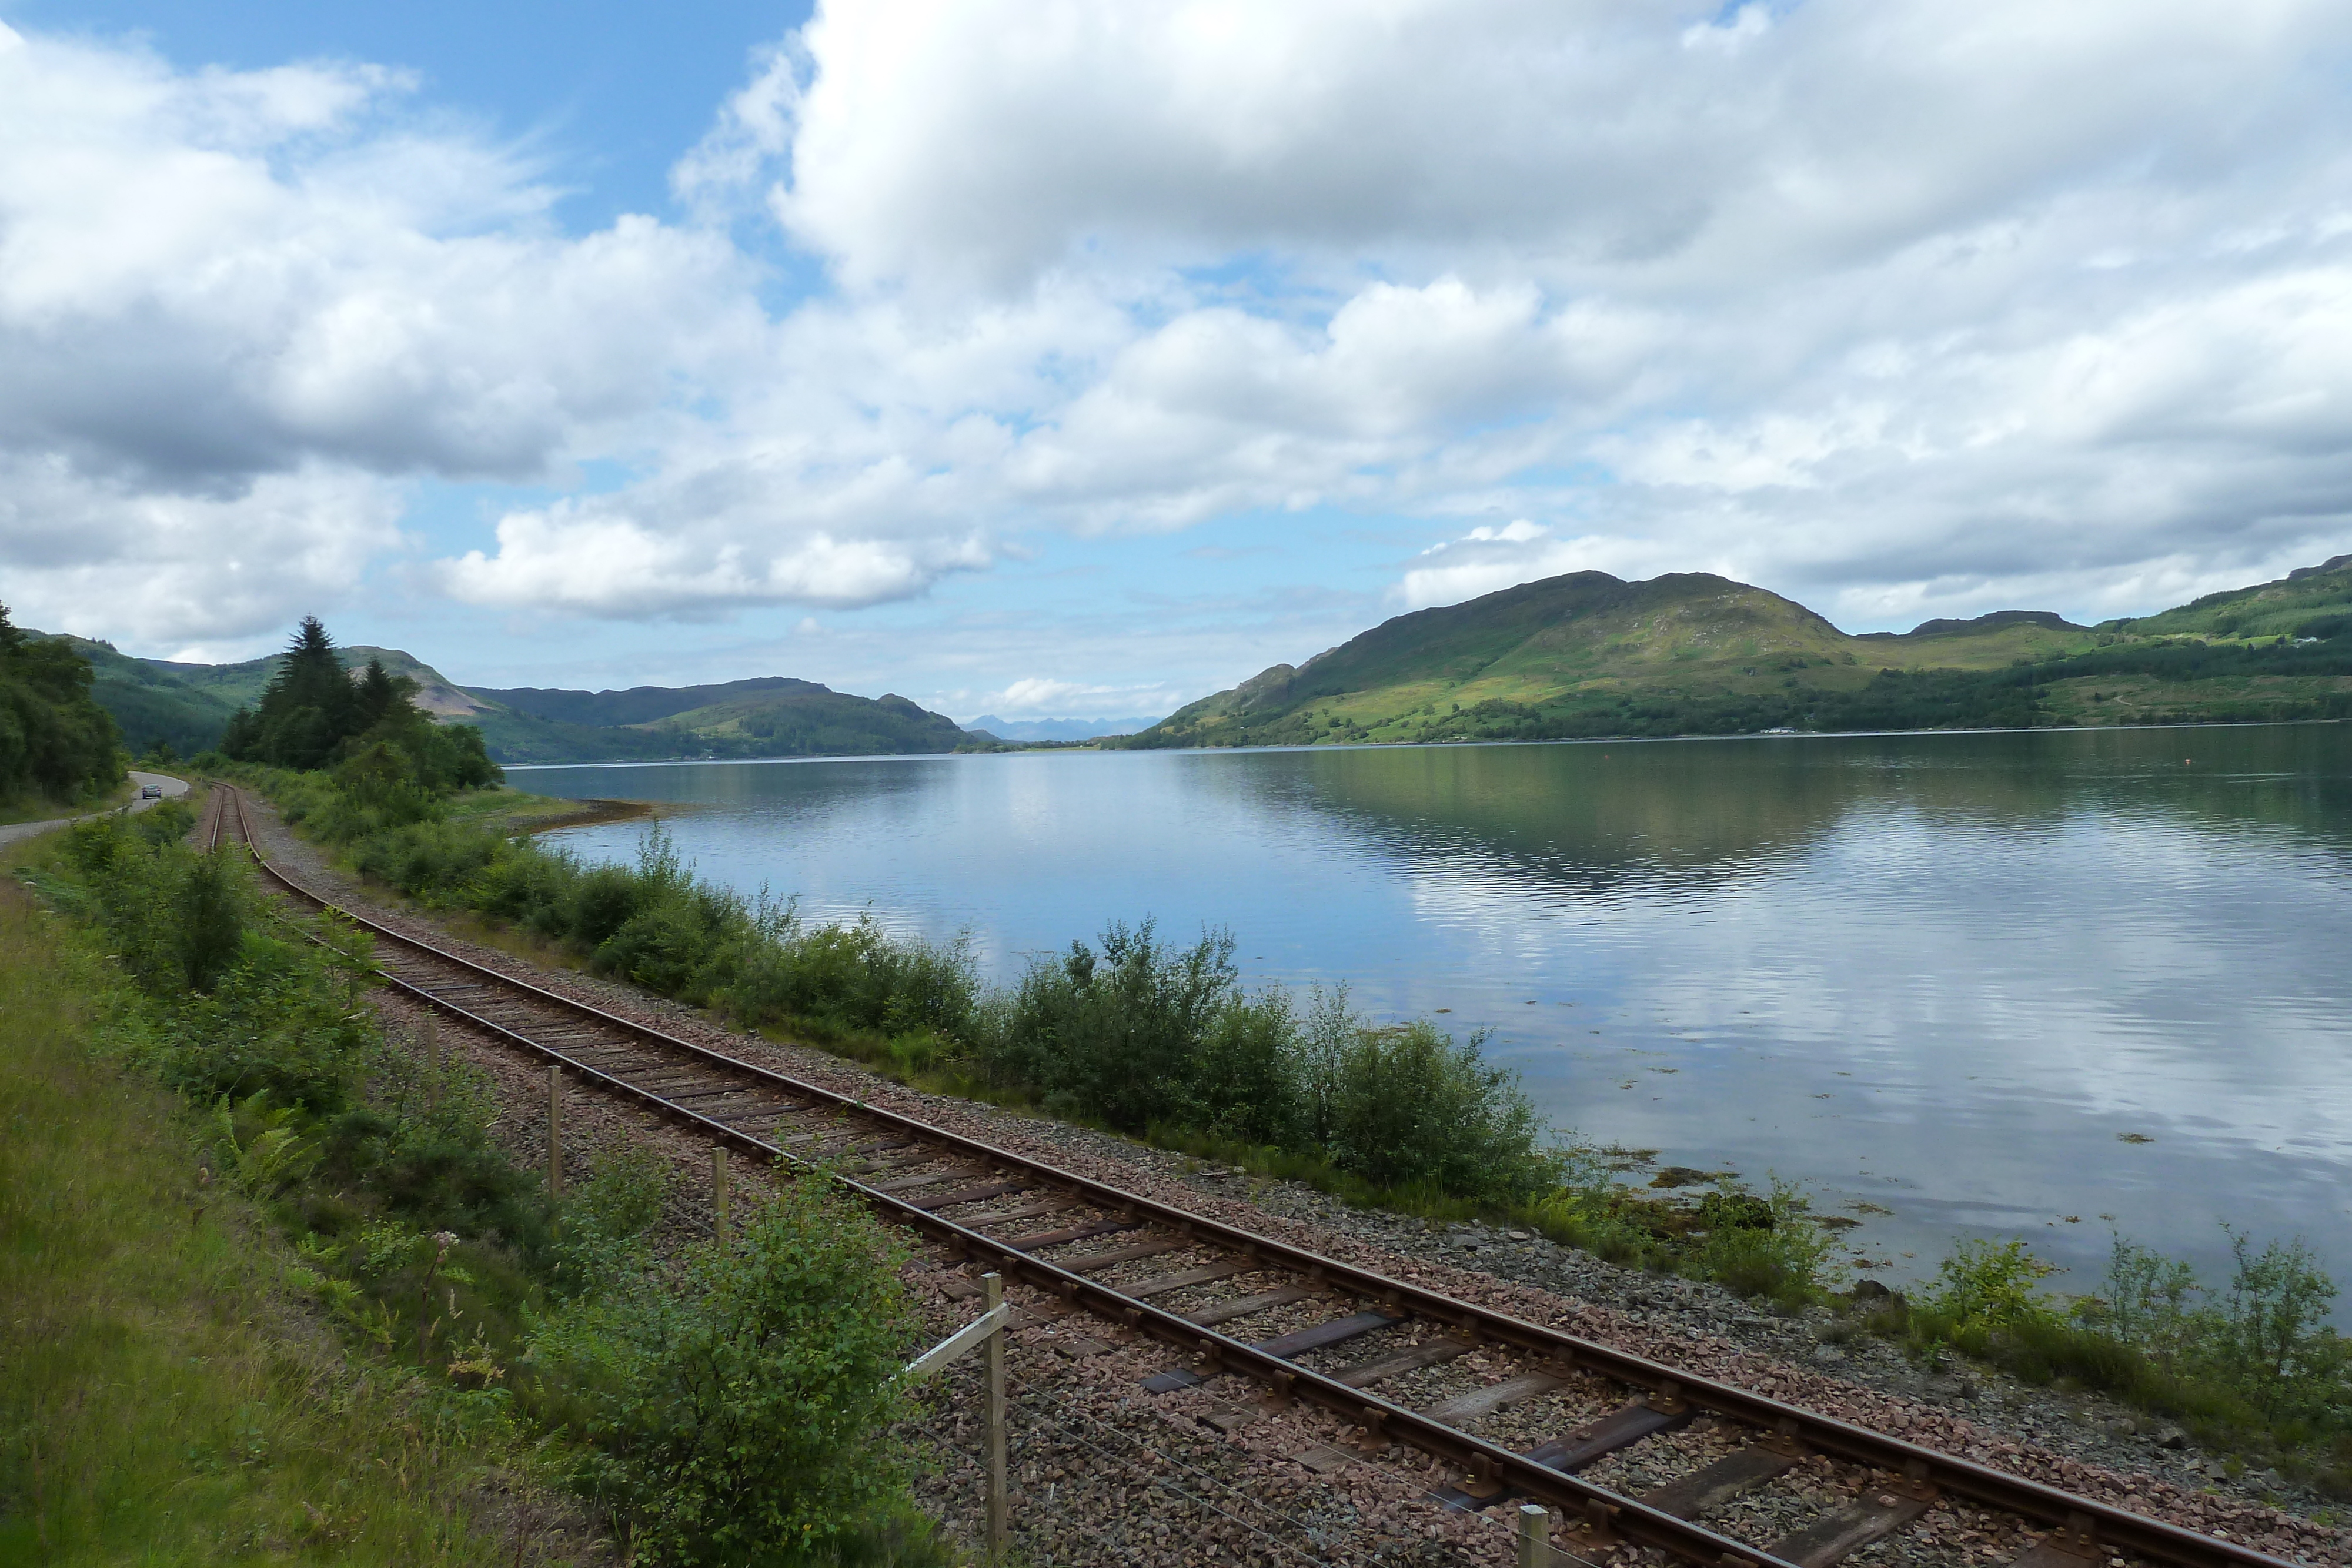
[
  {"left": 0, "top": 453, "right": 400, "bottom": 647},
  {"left": 951, "top": 674, "right": 1189, "bottom": 721},
  {"left": 774, "top": 0, "right": 2336, "bottom": 292},
  {"left": 441, "top": 504, "right": 991, "bottom": 617},
  {"left": 1399, "top": 520, "right": 1636, "bottom": 610},
  {"left": 11, "top": 0, "right": 2352, "bottom": 664}
]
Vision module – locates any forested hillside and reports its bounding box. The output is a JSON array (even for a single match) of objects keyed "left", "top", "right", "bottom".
[
  {"left": 463, "top": 676, "right": 980, "bottom": 763},
  {"left": 0, "top": 607, "right": 122, "bottom": 805}
]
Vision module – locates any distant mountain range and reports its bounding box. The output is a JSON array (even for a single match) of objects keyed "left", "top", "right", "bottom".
[
  {"left": 38, "top": 640, "right": 991, "bottom": 764},
  {"left": 961, "top": 713, "right": 1162, "bottom": 743},
  {"left": 39, "top": 552, "right": 2352, "bottom": 764},
  {"left": 462, "top": 676, "right": 975, "bottom": 764},
  {"left": 1117, "top": 556, "right": 2352, "bottom": 748}
]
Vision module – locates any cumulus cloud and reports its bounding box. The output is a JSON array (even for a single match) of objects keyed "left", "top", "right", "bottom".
[
  {"left": 978, "top": 676, "right": 1182, "bottom": 717},
  {"left": 774, "top": 0, "right": 2340, "bottom": 293},
  {"left": 0, "top": 454, "right": 401, "bottom": 648},
  {"left": 0, "top": 22, "right": 779, "bottom": 641},
  {"left": 13, "top": 0, "right": 2352, "bottom": 661},
  {"left": 741, "top": 0, "right": 2352, "bottom": 623},
  {"left": 442, "top": 504, "right": 991, "bottom": 617},
  {"left": 1399, "top": 520, "right": 1639, "bottom": 610}
]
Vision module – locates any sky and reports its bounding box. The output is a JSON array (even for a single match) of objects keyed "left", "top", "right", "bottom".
[{"left": 4, "top": 1, "right": 2352, "bottom": 724}]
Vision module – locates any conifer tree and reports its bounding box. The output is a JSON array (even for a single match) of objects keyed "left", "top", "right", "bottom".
[{"left": 221, "top": 617, "right": 497, "bottom": 790}]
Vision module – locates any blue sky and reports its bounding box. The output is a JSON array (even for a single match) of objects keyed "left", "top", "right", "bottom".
[{"left": 4, "top": 1, "right": 2351, "bottom": 722}]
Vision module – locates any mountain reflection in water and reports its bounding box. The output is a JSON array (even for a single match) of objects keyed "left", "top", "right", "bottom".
[{"left": 522, "top": 724, "right": 2352, "bottom": 1306}]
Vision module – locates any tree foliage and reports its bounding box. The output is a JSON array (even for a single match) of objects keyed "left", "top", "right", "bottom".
[
  {"left": 222, "top": 616, "right": 499, "bottom": 795},
  {"left": 0, "top": 603, "right": 122, "bottom": 803}
]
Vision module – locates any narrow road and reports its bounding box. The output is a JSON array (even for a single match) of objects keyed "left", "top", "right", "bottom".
[{"left": 0, "top": 771, "right": 191, "bottom": 848}]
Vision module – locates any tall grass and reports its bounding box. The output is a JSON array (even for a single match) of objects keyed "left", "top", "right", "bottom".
[
  {"left": 15, "top": 805, "right": 948, "bottom": 1566},
  {"left": 0, "top": 855, "right": 519, "bottom": 1564},
  {"left": 1863, "top": 1233, "right": 2352, "bottom": 1490}
]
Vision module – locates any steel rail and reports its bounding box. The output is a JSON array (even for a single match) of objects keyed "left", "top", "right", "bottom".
[{"left": 219, "top": 786, "right": 2297, "bottom": 1568}]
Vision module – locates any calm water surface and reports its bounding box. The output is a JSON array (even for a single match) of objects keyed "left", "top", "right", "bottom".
[{"left": 520, "top": 726, "right": 2352, "bottom": 1298}]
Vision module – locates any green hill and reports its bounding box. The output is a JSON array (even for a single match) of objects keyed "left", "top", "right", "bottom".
[
  {"left": 2106, "top": 553, "right": 2352, "bottom": 640},
  {"left": 30, "top": 634, "right": 988, "bottom": 765},
  {"left": 37, "top": 637, "right": 495, "bottom": 757},
  {"left": 1121, "top": 560, "right": 2352, "bottom": 748},
  {"left": 463, "top": 676, "right": 834, "bottom": 727},
  {"left": 44, "top": 636, "right": 241, "bottom": 757},
  {"left": 461, "top": 678, "right": 981, "bottom": 764}
]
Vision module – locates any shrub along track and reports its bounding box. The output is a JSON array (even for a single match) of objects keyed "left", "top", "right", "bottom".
[{"left": 208, "top": 786, "right": 2314, "bottom": 1568}]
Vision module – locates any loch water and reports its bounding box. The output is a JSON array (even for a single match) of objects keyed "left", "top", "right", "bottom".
[{"left": 520, "top": 724, "right": 2352, "bottom": 1298}]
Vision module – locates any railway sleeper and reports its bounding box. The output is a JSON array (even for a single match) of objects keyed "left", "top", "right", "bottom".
[
  {"left": 869, "top": 1166, "right": 984, "bottom": 1195},
  {"left": 1331, "top": 1335, "right": 1471, "bottom": 1389},
  {"left": 949, "top": 1197, "right": 1079, "bottom": 1228},
  {"left": 1182, "top": 1285, "right": 1319, "bottom": 1328},
  {"left": 1765, "top": 1483, "right": 1935, "bottom": 1568},
  {"left": 1006, "top": 1218, "right": 1139, "bottom": 1252},
  {"left": 1142, "top": 1308, "right": 1404, "bottom": 1392},
  {"left": 1124, "top": 1259, "right": 1255, "bottom": 1299},
  {"left": 1640, "top": 1442, "right": 1804, "bottom": 1519},
  {"left": 906, "top": 1180, "right": 1031, "bottom": 1213},
  {"left": 1435, "top": 1397, "right": 1693, "bottom": 1508}
]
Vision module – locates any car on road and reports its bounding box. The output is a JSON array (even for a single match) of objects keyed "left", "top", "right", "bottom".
[{"left": 139, "top": 784, "right": 162, "bottom": 799}]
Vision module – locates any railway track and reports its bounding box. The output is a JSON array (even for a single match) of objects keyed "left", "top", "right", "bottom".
[{"left": 210, "top": 785, "right": 2298, "bottom": 1568}]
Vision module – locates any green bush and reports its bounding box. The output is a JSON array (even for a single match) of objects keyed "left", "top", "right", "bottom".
[
  {"left": 1875, "top": 1231, "right": 2352, "bottom": 1484},
  {"left": 269, "top": 775, "right": 1565, "bottom": 1209},
  {"left": 0, "top": 603, "right": 123, "bottom": 804},
  {"left": 1313, "top": 1018, "right": 1552, "bottom": 1201},
  {"left": 531, "top": 1177, "right": 923, "bottom": 1567},
  {"left": 977, "top": 928, "right": 1555, "bottom": 1203},
  {"left": 1683, "top": 1179, "right": 1839, "bottom": 1308},
  {"left": 1917, "top": 1238, "right": 2058, "bottom": 1333},
  {"left": 29, "top": 783, "right": 938, "bottom": 1556},
  {"left": 987, "top": 921, "right": 1253, "bottom": 1133},
  {"left": 62, "top": 813, "right": 249, "bottom": 996},
  {"left": 46, "top": 813, "right": 546, "bottom": 1259}
]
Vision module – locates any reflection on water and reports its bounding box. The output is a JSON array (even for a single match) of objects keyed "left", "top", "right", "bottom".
[{"left": 522, "top": 725, "right": 2352, "bottom": 1300}]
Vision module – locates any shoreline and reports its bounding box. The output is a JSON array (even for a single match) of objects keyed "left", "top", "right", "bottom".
[{"left": 483, "top": 711, "right": 2351, "bottom": 771}]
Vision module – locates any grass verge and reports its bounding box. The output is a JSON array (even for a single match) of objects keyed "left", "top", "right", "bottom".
[
  {"left": 0, "top": 776, "right": 135, "bottom": 828},
  {"left": 0, "top": 851, "right": 528, "bottom": 1565}
]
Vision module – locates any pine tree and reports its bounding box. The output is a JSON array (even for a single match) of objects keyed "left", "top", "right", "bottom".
[
  {"left": 227, "top": 616, "right": 363, "bottom": 771},
  {"left": 220, "top": 618, "right": 498, "bottom": 791}
]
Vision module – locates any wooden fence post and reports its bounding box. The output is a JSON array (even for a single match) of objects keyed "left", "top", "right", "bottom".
[
  {"left": 711, "top": 1145, "right": 730, "bottom": 1243},
  {"left": 546, "top": 1064, "right": 562, "bottom": 1198},
  {"left": 1519, "top": 1503, "right": 1550, "bottom": 1568},
  {"left": 424, "top": 1014, "right": 441, "bottom": 1111},
  {"left": 984, "top": 1272, "right": 1008, "bottom": 1560}
]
